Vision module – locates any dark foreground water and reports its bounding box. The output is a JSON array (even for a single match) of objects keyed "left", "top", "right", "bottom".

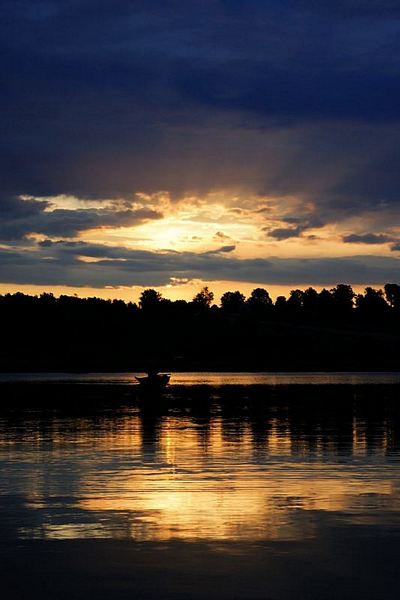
[{"left": 1, "top": 374, "right": 400, "bottom": 599}]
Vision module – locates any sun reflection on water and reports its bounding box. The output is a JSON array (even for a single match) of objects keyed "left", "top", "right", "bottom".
[{"left": 1, "top": 396, "right": 400, "bottom": 543}]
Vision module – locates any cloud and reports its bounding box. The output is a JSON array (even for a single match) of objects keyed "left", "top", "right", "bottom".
[
  {"left": 0, "top": 196, "right": 163, "bottom": 240},
  {"left": 214, "top": 231, "right": 231, "bottom": 240},
  {"left": 168, "top": 277, "right": 191, "bottom": 287},
  {"left": 1, "top": 241, "right": 400, "bottom": 288},
  {"left": 1, "top": 1, "right": 400, "bottom": 203},
  {"left": 1, "top": 1, "right": 400, "bottom": 289},
  {"left": 205, "top": 245, "right": 236, "bottom": 254},
  {"left": 267, "top": 227, "right": 304, "bottom": 240},
  {"left": 343, "top": 233, "right": 393, "bottom": 244},
  {"left": 265, "top": 215, "right": 325, "bottom": 240}
]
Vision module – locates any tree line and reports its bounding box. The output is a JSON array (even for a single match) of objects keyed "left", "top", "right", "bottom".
[
  {"left": 1, "top": 283, "right": 400, "bottom": 371},
  {"left": 142, "top": 283, "right": 400, "bottom": 316}
]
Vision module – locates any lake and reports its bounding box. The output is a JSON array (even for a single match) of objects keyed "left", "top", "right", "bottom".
[
  {"left": 2, "top": 370, "right": 400, "bottom": 384},
  {"left": 1, "top": 373, "right": 400, "bottom": 599}
]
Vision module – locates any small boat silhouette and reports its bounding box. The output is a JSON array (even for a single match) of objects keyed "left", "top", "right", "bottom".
[{"left": 135, "top": 372, "right": 170, "bottom": 392}]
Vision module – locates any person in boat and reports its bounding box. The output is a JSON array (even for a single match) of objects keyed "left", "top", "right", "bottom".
[{"left": 146, "top": 367, "right": 160, "bottom": 381}]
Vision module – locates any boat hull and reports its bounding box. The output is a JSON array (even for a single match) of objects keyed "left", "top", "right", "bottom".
[{"left": 135, "top": 374, "right": 170, "bottom": 393}]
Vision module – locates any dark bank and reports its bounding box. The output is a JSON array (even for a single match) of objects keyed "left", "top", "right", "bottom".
[{"left": 1, "top": 284, "right": 400, "bottom": 372}]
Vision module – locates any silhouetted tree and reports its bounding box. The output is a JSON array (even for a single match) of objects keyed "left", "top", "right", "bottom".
[
  {"left": 287, "top": 289, "right": 304, "bottom": 313},
  {"left": 384, "top": 283, "right": 400, "bottom": 311},
  {"left": 275, "top": 295, "right": 287, "bottom": 313},
  {"left": 247, "top": 288, "right": 272, "bottom": 311},
  {"left": 192, "top": 287, "right": 214, "bottom": 309},
  {"left": 318, "top": 289, "right": 335, "bottom": 315},
  {"left": 302, "top": 287, "right": 319, "bottom": 314},
  {"left": 220, "top": 291, "right": 246, "bottom": 313},
  {"left": 40, "top": 292, "right": 56, "bottom": 305},
  {"left": 139, "top": 289, "right": 162, "bottom": 311},
  {"left": 356, "top": 287, "right": 389, "bottom": 316},
  {"left": 331, "top": 284, "right": 355, "bottom": 315}
]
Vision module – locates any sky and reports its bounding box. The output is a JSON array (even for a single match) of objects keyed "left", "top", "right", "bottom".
[{"left": 1, "top": 0, "right": 400, "bottom": 302}]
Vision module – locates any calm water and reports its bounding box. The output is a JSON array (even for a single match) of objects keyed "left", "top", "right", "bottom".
[
  {"left": 1, "top": 376, "right": 400, "bottom": 599},
  {"left": 1, "top": 370, "right": 400, "bottom": 384}
]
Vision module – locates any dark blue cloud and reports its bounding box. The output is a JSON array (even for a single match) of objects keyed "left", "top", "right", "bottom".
[
  {"left": 268, "top": 227, "right": 304, "bottom": 240},
  {"left": 343, "top": 233, "right": 393, "bottom": 244},
  {"left": 205, "top": 245, "right": 236, "bottom": 254},
  {"left": 1, "top": 240, "right": 400, "bottom": 287},
  {"left": 0, "top": 197, "right": 162, "bottom": 240}
]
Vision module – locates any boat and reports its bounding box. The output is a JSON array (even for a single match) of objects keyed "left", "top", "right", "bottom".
[{"left": 135, "top": 372, "right": 170, "bottom": 392}]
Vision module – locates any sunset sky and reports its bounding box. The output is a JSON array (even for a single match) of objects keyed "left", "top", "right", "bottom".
[{"left": 2, "top": 1, "right": 400, "bottom": 302}]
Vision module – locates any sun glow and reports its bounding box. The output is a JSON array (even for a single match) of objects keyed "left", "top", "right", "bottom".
[{"left": 2, "top": 191, "right": 398, "bottom": 302}]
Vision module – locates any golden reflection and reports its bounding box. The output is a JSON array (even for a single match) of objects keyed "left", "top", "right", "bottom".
[
  {"left": 76, "top": 415, "right": 399, "bottom": 542},
  {"left": 3, "top": 409, "right": 400, "bottom": 543}
]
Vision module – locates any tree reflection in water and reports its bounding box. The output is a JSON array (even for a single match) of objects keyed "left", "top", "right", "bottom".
[{"left": 1, "top": 383, "right": 400, "bottom": 543}]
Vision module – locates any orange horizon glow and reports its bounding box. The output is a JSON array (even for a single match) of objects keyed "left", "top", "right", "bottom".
[{"left": 0, "top": 281, "right": 383, "bottom": 304}]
